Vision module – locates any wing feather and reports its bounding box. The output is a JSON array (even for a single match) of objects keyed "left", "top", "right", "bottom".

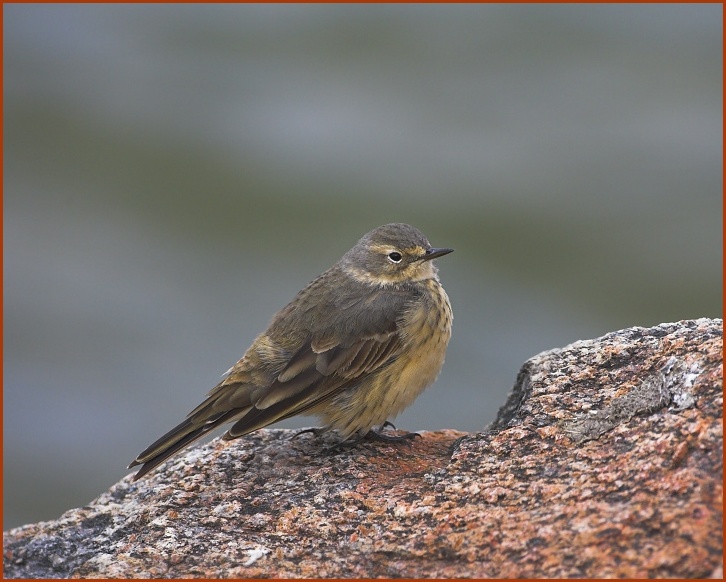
[{"left": 130, "top": 281, "right": 416, "bottom": 479}]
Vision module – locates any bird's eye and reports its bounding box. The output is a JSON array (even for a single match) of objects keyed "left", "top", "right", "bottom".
[{"left": 387, "top": 251, "right": 403, "bottom": 263}]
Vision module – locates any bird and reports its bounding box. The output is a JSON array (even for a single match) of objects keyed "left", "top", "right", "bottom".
[{"left": 128, "top": 223, "right": 453, "bottom": 480}]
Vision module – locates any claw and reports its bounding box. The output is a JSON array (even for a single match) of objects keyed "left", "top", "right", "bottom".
[
  {"left": 290, "top": 427, "right": 327, "bottom": 441},
  {"left": 365, "top": 426, "right": 421, "bottom": 445},
  {"left": 293, "top": 423, "right": 420, "bottom": 451}
]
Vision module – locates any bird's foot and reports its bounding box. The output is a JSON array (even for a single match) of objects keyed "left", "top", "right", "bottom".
[
  {"left": 364, "top": 426, "right": 421, "bottom": 445},
  {"left": 297, "top": 422, "right": 420, "bottom": 453},
  {"left": 291, "top": 426, "right": 327, "bottom": 441}
]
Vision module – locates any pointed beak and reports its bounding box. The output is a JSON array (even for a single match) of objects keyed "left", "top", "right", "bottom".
[{"left": 421, "top": 247, "right": 454, "bottom": 261}]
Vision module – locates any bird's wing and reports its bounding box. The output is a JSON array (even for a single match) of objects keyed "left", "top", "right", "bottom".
[
  {"left": 129, "top": 284, "right": 413, "bottom": 479},
  {"left": 216, "top": 321, "right": 404, "bottom": 439}
]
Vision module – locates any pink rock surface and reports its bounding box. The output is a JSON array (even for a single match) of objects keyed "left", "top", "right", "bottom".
[{"left": 4, "top": 318, "right": 722, "bottom": 578}]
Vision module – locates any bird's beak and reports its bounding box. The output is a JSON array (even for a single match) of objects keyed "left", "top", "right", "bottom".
[{"left": 421, "top": 247, "right": 454, "bottom": 261}]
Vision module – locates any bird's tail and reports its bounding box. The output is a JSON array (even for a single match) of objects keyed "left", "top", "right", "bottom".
[
  {"left": 127, "top": 409, "right": 239, "bottom": 481},
  {"left": 128, "top": 373, "right": 342, "bottom": 480}
]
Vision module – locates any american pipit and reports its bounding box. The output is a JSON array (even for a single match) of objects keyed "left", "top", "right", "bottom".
[{"left": 129, "top": 223, "right": 453, "bottom": 480}]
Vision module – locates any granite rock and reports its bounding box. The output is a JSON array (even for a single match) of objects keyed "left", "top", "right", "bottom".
[{"left": 4, "top": 318, "right": 722, "bottom": 578}]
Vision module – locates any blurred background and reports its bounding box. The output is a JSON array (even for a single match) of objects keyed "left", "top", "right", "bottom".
[{"left": 4, "top": 4, "right": 721, "bottom": 530}]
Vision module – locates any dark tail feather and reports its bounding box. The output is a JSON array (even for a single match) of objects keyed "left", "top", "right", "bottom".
[
  {"left": 128, "top": 410, "right": 240, "bottom": 481},
  {"left": 128, "top": 379, "right": 343, "bottom": 480}
]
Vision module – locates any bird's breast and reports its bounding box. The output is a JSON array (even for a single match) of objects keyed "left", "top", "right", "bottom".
[
  {"left": 393, "top": 278, "right": 453, "bottom": 398},
  {"left": 324, "top": 278, "right": 453, "bottom": 437}
]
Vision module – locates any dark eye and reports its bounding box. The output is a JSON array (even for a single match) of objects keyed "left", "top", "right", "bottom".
[{"left": 387, "top": 251, "right": 403, "bottom": 263}]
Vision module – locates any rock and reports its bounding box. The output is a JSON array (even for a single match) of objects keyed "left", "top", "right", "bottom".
[{"left": 4, "top": 318, "right": 722, "bottom": 578}]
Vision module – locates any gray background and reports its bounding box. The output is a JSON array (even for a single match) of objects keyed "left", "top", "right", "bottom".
[{"left": 4, "top": 4, "right": 721, "bottom": 530}]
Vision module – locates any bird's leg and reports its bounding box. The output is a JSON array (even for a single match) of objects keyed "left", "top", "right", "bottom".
[
  {"left": 291, "top": 426, "right": 328, "bottom": 441},
  {"left": 311, "top": 423, "right": 421, "bottom": 453},
  {"left": 320, "top": 429, "right": 382, "bottom": 453}
]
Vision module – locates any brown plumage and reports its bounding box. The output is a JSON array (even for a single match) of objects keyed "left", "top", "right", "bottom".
[{"left": 128, "top": 223, "right": 453, "bottom": 480}]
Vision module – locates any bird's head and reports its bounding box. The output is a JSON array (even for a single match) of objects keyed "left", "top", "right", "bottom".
[{"left": 341, "top": 223, "right": 453, "bottom": 285}]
